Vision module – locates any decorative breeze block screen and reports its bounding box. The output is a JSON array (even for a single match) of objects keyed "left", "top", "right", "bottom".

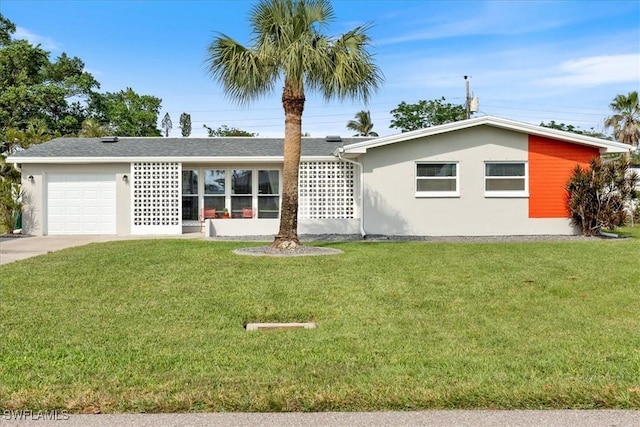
[
  {"left": 131, "top": 162, "right": 181, "bottom": 234},
  {"left": 298, "top": 161, "right": 355, "bottom": 219}
]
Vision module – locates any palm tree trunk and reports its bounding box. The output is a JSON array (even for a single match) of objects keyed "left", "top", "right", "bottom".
[{"left": 272, "top": 81, "right": 305, "bottom": 249}]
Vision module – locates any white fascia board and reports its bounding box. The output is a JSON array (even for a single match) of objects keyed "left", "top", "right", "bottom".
[
  {"left": 333, "top": 147, "right": 370, "bottom": 157},
  {"left": 7, "top": 156, "right": 285, "bottom": 164},
  {"left": 333, "top": 147, "right": 365, "bottom": 156},
  {"left": 8, "top": 155, "right": 340, "bottom": 165},
  {"left": 301, "top": 156, "right": 341, "bottom": 162},
  {"left": 341, "top": 115, "right": 630, "bottom": 154},
  {"left": 486, "top": 117, "right": 630, "bottom": 153},
  {"left": 341, "top": 117, "right": 488, "bottom": 153}
]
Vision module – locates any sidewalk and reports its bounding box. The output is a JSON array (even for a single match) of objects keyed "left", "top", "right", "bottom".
[{"left": 1, "top": 410, "right": 639, "bottom": 427}]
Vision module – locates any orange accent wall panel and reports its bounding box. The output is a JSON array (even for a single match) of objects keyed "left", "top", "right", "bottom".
[{"left": 528, "top": 135, "right": 599, "bottom": 218}]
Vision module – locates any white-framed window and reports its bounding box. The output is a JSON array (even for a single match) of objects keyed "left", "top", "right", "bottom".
[
  {"left": 204, "top": 169, "right": 226, "bottom": 215},
  {"left": 182, "top": 167, "right": 280, "bottom": 220},
  {"left": 182, "top": 170, "right": 199, "bottom": 220},
  {"left": 484, "top": 162, "right": 528, "bottom": 197},
  {"left": 231, "top": 169, "right": 253, "bottom": 217},
  {"left": 258, "top": 170, "right": 280, "bottom": 219},
  {"left": 415, "top": 162, "right": 459, "bottom": 197}
]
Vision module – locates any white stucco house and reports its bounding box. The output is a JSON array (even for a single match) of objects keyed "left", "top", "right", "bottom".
[{"left": 7, "top": 116, "right": 630, "bottom": 238}]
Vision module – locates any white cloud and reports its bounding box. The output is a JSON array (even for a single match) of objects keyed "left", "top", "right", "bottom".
[
  {"left": 539, "top": 54, "right": 640, "bottom": 87},
  {"left": 13, "top": 27, "right": 60, "bottom": 51},
  {"left": 376, "top": 2, "right": 577, "bottom": 46}
]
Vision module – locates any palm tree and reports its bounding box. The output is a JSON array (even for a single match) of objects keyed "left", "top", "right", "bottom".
[
  {"left": 346, "top": 110, "right": 378, "bottom": 136},
  {"left": 205, "top": 0, "right": 382, "bottom": 249},
  {"left": 79, "top": 118, "right": 111, "bottom": 138},
  {"left": 604, "top": 91, "right": 640, "bottom": 151}
]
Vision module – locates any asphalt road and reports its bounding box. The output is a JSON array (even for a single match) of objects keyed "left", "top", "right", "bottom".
[{"left": 2, "top": 410, "right": 640, "bottom": 427}]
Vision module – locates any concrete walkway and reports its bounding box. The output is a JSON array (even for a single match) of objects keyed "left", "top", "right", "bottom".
[
  {"left": 1, "top": 410, "right": 639, "bottom": 426},
  {"left": 0, "top": 234, "right": 203, "bottom": 266}
]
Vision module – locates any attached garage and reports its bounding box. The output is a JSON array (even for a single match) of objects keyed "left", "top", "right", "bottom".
[{"left": 47, "top": 174, "right": 117, "bottom": 235}]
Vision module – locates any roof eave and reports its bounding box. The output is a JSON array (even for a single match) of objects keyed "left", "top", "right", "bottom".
[
  {"left": 341, "top": 115, "right": 630, "bottom": 154},
  {"left": 7, "top": 155, "right": 339, "bottom": 164}
]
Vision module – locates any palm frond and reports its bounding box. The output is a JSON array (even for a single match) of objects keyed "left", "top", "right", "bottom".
[
  {"left": 604, "top": 91, "right": 640, "bottom": 147},
  {"left": 306, "top": 24, "right": 383, "bottom": 102},
  {"left": 346, "top": 110, "right": 377, "bottom": 136},
  {"left": 205, "top": 34, "right": 278, "bottom": 106}
]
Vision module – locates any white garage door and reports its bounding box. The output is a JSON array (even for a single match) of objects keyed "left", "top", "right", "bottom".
[{"left": 47, "top": 174, "right": 117, "bottom": 235}]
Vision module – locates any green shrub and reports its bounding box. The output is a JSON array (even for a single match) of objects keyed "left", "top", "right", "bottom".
[
  {"left": 0, "top": 179, "right": 22, "bottom": 234},
  {"left": 567, "top": 158, "right": 638, "bottom": 235}
]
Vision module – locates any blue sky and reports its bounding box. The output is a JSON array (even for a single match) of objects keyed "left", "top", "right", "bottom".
[{"left": 2, "top": 0, "right": 639, "bottom": 138}]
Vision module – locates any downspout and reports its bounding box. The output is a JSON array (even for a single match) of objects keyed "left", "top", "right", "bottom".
[{"left": 336, "top": 147, "right": 366, "bottom": 238}]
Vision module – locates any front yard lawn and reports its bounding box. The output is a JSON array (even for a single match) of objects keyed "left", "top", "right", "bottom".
[{"left": 1, "top": 237, "right": 639, "bottom": 412}]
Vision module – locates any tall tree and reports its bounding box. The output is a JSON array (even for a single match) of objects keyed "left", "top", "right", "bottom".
[
  {"left": 1, "top": 124, "right": 51, "bottom": 172},
  {"left": 90, "top": 88, "right": 162, "bottom": 137},
  {"left": 0, "top": 41, "right": 97, "bottom": 137},
  {"left": 346, "top": 110, "right": 378, "bottom": 136},
  {"left": 604, "top": 91, "right": 640, "bottom": 151},
  {"left": 161, "top": 112, "right": 172, "bottom": 137},
  {"left": 206, "top": 0, "right": 382, "bottom": 249},
  {"left": 539, "top": 121, "right": 608, "bottom": 139},
  {"left": 79, "top": 118, "right": 111, "bottom": 137},
  {"left": 0, "top": 15, "right": 99, "bottom": 137},
  {"left": 203, "top": 124, "right": 256, "bottom": 137},
  {"left": 0, "top": 13, "right": 16, "bottom": 46},
  {"left": 179, "top": 112, "right": 192, "bottom": 137},
  {"left": 1, "top": 122, "right": 51, "bottom": 219},
  {"left": 389, "top": 97, "right": 465, "bottom": 132}
]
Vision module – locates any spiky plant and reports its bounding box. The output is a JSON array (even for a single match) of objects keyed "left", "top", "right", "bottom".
[{"left": 567, "top": 158, "right": 638, "bottom": 235}]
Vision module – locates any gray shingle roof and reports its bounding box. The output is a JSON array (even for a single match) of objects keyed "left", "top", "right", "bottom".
[{"left": 10, "top": 137, "right": 372, "bottom": 159}]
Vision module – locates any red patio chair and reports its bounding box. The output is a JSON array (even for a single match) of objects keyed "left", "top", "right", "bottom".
[
  {"left": 242, "top": 207, "right": 254, "bottom": 218},
  {"left": 199, "top": 208, "right": 217, "bottom": 231}
]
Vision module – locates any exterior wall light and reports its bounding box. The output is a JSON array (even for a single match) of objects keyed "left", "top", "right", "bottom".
[
  {"left": 28, "top": 175, "right": 34, "bottom": 183},
  {"left": 123, "top": 175, "right": 129, "bottom": 183}
]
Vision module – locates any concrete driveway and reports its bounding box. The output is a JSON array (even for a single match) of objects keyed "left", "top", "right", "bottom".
[
  {"left": 0, "top": 234, "right": 203, "bottom": 266},
  {"left": 0, "top": 235, "right": 111, "bottom": 265}
]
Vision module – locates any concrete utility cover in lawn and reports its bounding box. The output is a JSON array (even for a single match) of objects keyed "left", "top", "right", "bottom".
[{"left": 245, "top": 322, "right": 317, "bottom": 331}]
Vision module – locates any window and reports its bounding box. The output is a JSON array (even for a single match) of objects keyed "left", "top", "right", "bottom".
[
  {"left": 416, "top": 162, "right": 458, "bottom": 197},
  {"left": 204, "top": 169, "right": 225, "bottom": 216},
  {"left": 181, "top": 168, "right": 280, "bottom": 221},
  {"left": 485, "top": 162, "right": 527, "bottom": 197},
  {"left": 231, "top": 169, "right": 253, "bottom": 218},
  {"left": 182, "top": 170, "right": 199, "bottom": 220},
  {"left": 258, "top": 170, "right": 280, "bottom": 218}
]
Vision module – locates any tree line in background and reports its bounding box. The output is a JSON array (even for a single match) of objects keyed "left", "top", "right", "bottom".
[
  {"left": 349, "top": 91, "right": 639, "bottom": 149},
  {"left": 0, "top": 13, "right": 167, "bottom": 230},
  {"left": 348, "top": 90, "right": 639, "bottom": 162},
  {"left": 0, "top": 13, "right": 165, "bottom": 158}
]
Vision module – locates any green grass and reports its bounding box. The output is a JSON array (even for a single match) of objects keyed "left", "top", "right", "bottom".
[
  {"left": 1, "top": 236, "right": 639, "bottom": 412},
  {"left": 616, "top": 224, "right": 640, "bottom": 238}
]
